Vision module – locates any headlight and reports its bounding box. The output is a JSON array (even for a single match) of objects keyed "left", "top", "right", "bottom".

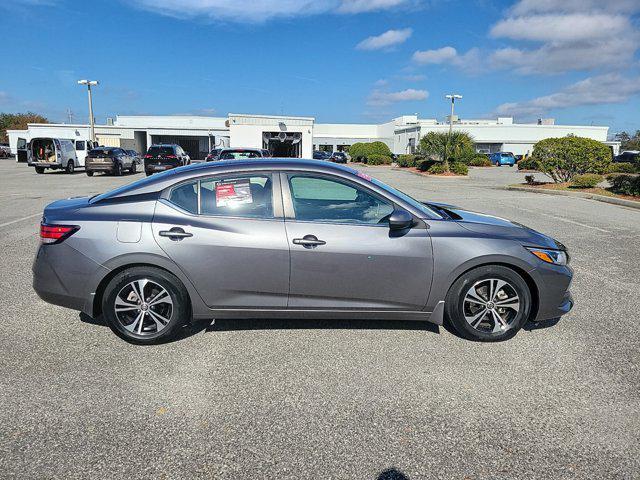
[{"left": 526, "top": 247, "right": 569, "bottom": 266}]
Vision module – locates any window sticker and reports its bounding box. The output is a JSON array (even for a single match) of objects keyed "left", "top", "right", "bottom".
[{"left": 215, "top": 179, "right": 253, "bottom": 207}]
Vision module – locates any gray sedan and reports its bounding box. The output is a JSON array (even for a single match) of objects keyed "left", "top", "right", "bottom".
[{"left": 33, "top": 159, "right": 573, "bottom": 344}]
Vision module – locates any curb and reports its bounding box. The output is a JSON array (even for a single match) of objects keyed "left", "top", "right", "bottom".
[
  {"left": 392, "top": 167, "right": 471, "bottom": 179},
  {"left": 504, "top": 185, "right": 640, "bottom": 210}
]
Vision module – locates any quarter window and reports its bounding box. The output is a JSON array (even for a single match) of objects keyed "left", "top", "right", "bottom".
[
  {"left": 75, "top": 141, "right": 86, "bottom": 151},
  {"left": 288, "top": 175, "right": 394, "bottom": 224}
]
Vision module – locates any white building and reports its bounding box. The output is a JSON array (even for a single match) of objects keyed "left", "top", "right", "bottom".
[{"left": 8, "top": 112, "right": 618, "bottom": 161}]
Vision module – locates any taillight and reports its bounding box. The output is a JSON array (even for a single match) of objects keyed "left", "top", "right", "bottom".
[
  {"left": 40, "top": 223, "right": 79, "bottom": 244},
  {"left": 166, "top": 154, "right": 177, "bottom": 159},
  {"left": 144, "top": 154, "right": 152, "bottom": 158}
]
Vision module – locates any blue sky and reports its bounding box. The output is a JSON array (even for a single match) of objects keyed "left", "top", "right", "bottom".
[{"left": 1, "top": 0, "right": 639, "bottom": 133}]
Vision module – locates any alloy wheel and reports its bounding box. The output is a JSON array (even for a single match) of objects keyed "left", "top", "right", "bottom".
[
  {"left": 463, "top": 278, "right": 520, "bottom": 334},
  {"left": 114, "top": 279, "right": 173, "bottom": 335}
]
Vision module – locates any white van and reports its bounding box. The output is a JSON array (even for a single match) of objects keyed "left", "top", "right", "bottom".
[
  {"left": 74, "top": 139, "right": 98, "bottom": 166},
  {"left": 28, "top": 137, "right": 79, "bottom": 174}
]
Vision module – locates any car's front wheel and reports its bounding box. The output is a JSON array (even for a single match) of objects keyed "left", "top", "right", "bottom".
[
  {"left": 102, "top": 267, "right": 190, "bottom": 344},
  {"left": 445, "top": 265, "right": 532, "bottom": 342}
]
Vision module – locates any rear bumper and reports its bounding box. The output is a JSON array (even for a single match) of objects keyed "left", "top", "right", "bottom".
[
  {"left": 145, "top": 163, "right": 178, "bottom": 172},
  {"left": 86, "top": 163, "right": 116, "bottom": 172},
  {"left": 32, "top": 243, "right": 108, "bottom": 315},
  {"left": 29, "top": 162, "right": 62, "bottom": 168}
]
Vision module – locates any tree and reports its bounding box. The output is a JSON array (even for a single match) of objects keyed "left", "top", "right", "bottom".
[
  {"left": 531, "top": 136, "right": 612, "bottom": 183},
  {"left": 419, "top": 131, "right": 474, "bottom": 171},
  {"left": 614, "top": 130, "right": 640, "bottom": 151},
  {"left": 0, "top": 112, "right": 49, "bottom": 142}
]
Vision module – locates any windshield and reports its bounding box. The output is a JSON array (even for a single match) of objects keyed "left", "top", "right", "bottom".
[
  {"left": 355, "top": 171, "right": 440, "bottom": 218},
  {"left": 148, "top": 146, "right": 174, "bottom": 156}
]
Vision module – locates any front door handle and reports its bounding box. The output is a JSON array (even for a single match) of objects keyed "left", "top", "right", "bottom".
[
  {"left": 159, "top": 227, "right": 193, "bottom": 240},
  {"left": 293, "top": 235, "right": 326, "bottom": 247}
]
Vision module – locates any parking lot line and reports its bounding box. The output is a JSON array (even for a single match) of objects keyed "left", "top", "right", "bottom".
[
  {"left": 510, "top": 206, "right": 611, "bottom": 233},
  {"left": 0, "top": 213, "right": 42, "bottom": 229}
]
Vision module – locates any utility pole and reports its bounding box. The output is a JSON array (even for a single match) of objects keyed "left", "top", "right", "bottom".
[
  {"left": 66, "top": 108, "right": 74, "bottom": 124},
  {"left": 77, "top": 80, "right": 99, "bottom": 142}
]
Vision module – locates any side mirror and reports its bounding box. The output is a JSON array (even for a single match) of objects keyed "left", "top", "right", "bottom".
[{"left": 388, "top": 209, "right": 414, "bottom": 230}]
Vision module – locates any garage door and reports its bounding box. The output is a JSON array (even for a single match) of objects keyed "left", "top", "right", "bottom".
[{"left": 96, "top": 135, "right": 120, "bottom": 147}]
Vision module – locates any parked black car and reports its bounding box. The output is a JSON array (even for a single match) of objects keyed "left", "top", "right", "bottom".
[
  {"left": 330, "top": 152, "right": 348, "bottom": 163},
  {"left": 613, "top": 151, "right": 639, "bottom": 164},
  {"left": 313, "top": 150, "right": 332, "bottom": 160},
  {"left": 85, "top": 147, "right": 136, "bottom": 176},
  {"left": 144, "top": 144, "right": 190, "bottom": 176}
]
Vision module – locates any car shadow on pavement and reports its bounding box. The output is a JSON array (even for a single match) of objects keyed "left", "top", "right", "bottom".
[
  {"left": 376, "top": 468, "right": 410, "bottom": 480},
  {"left": 80, "top": 313, "right": 440, "bottom": 344}
]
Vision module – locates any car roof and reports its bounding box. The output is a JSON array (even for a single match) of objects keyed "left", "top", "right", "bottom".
[{"left": 93, "top": 158, "right": 358, "bottom": 202}]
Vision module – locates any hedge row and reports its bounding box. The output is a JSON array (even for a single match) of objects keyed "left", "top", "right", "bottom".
[
  {"left": 349, "top": 142, "right": 392, "bottom": 163},
  {"left": 606, "top": 174, "right": 640, "bottom": 196}
]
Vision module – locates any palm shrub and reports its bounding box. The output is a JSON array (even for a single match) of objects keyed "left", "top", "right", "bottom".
[
  {"left": 572, "top": 173, "right": 603, "bottom": 188},
  {"left": 419, "top": 131, "right": 474, "bottom": 171},
  {"left": 531, "top": 136, "right": 612, "bottom": 182}
]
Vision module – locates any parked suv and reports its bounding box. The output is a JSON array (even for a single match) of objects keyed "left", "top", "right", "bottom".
[
  {"left": 144, "top": 144, "right": 190, "bottom": 176},
  {"left": 85, "top": 147, "right": 136, "bottom": 176},
  {"left": 490, "top": 152, "right": 516, "bottom": 167}
]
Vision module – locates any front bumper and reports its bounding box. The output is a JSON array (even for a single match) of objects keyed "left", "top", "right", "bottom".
[{"left": 530, "top": 263, "right": 574, "bottom": 322}]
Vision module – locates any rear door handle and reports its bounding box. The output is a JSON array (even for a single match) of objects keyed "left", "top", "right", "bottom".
[
  {"left": 159, "top": 227, "right": 193, "bottom": 240},
  {"left": 293, "top": 235, "right": 326, "bottom": 247}
]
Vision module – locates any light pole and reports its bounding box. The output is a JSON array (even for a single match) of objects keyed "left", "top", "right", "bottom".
[
  {"left": 444, "top": 94, "right": 462, "bottom": 168},
  {"left": 445, "top": 94, "right": 462, "bottom": 135},
  {"left": 77, "top": 79, "right": 99, "bottom": 142}
]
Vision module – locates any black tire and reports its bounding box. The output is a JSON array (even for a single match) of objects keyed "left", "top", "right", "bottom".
[
  {"left": 146, "top": 170, "right": 153, "bottom": 177},
  {"left": 130, "top": 161, "right": 137, "bottom": 174},
  {"left": 86, "top": 171, "right": 94, "bottom": 177},
  {"left": 102, "top": 266, "right": 190, "bottom": 344},
  {"left": 114, "top": 162, "right": 122, "bottom": 176},
  {"left": 35, "top": 166, "right": 45, "bottom": 174},
  {"left": 66, "top": 160, "right": 75, "bottom": 174},
  {"left": 445, "top": 265, "right": 532, "bottom": 342}
]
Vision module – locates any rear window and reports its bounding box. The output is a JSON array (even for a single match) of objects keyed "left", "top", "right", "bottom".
[
  {"left": 89, "top": 148, "right": 117, "bottom": 156},
  {"left": 220, "top": 150, "right": 261, "bottom": 160},
  {"left": 148, "top": 146, "right": 174, "bottom": 156}
]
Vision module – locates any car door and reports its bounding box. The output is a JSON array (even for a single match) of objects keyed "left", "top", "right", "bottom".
[
  {"left": 282, "top": 172, "right": 433, "bottom": 310},
  {"left": 152, "top": 172, "right": 290, "bottom": 308}
]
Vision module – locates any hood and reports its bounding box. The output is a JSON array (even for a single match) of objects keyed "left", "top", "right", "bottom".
[{"left": 425, "top": 202, "right": 561, "bottom": 249}]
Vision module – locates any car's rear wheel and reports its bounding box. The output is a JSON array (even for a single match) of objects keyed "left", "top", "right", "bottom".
[
  {"left": 86, "top": 171, "right": 94, "bottom": 177},
  {"left": 113, "top": 162, "right": 123, "bottom": 176},
  {"left": 66, "top": 160, "right": 75, "bottom": 174},
  {"left": 35, "top": 166, "right": 45, "bottom": 174},
  {"left": 130, "top": 161, "right": 137, "bottom": 174},
  {"left": 102, "top": 267, "right": 190, "bottom": 344},
  {"left": 445, "top": 265, "right": 531, "bottom": 342}
]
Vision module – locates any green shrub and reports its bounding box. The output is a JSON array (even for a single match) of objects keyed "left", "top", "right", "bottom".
[
  {"left": 531, "top": 136, "right": 612, "bottom": 182},
  {"left": 572, "top": 173, "right": 603, "bottom": 188},
  {"left": 525, "top": 174, "right": 536, "bottom": 185},
  {"left": 469, "top": 156, "right": 492, "bottom": 167},
  {"left": 428, "top": 163, "right": 447, "bottom": 174},
  {"left": 607, "top": 174, "right": 640, "bottom": 196},
  {"left": 517, "top": 156, "right": 539, "bottom": 170},
  {"left": 450, "top": 162, "right": 469, "bottom": 175},
  {"left": 366, "top": 154, "right": 392, "bottom": 166},
  {"left": 397, "top": 154, "right": 417, "bottom": 168},
  {"left": 607, "top": 162, "right": 637, "bottom": 174},
  {"left": 347, "top": 141, "right": 392, "bottom": 163}
]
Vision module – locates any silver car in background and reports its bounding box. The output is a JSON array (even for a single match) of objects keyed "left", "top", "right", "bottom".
[{"left": 33, "top": 159, "right": 573, "bottom": 344}]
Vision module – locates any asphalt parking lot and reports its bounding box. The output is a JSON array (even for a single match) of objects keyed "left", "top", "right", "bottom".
[{"left": 0, "top": 159, "right": 638, "bottom": 479}]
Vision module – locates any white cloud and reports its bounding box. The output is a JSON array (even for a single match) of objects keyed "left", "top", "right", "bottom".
[
  {"left": 509, "top": 0, "right": 640, "bottom": 16},
  {"left": 126, "top": 0, "right": 413, "bottom": 22},
  {"left": 356, "top": 28, "right": 412, "bottom": 50},
  {"left": 374, "top": 79, "right": 389, "bottom": 86},
  {"left": 368, "top": 88, "right": 428, "bottom": 106},
  {"left": 490, "top": 14, "right": 630, "bottom": 43},
  {"left": 402, "top": 74, "right": 426, "bottom": 82},
  {"left": 495, "top": 74, "right": 640, "bottom": 117},
  {"left": 412, "top": 46, "right": 457, "bottom": 64}
]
